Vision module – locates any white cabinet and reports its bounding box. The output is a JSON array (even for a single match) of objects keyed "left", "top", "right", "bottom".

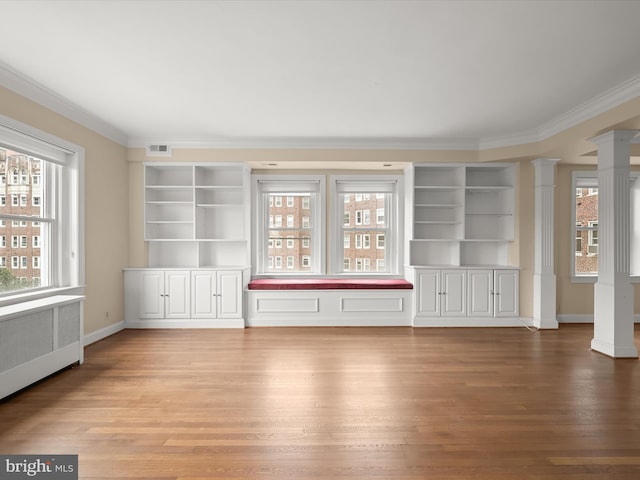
[
  {"left": 466, "top": 269, "right": 519, "bottom": 318},
  {"left": 139, "top": 270, "right": 190, "bottom": 319},
  {"left": 191, "top": 270, "right": 243, "bottom": 319},
  {"left": 412, "top": 267, "right": 519, "bottom": 325},
  {"left": 125, "top": 268, "right": 247, "bottom": 328},
  {"left": 415, "top": 269, "right": 466, "bottom": 317}
]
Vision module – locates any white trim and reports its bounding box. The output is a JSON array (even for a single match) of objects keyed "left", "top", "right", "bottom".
[
  {"left": 558, "top": 314, "right": 640, "bottom": 324},
  {"left": 413, "top": 316, "right": 533, "bottom": 327},
  {"left": 83, "top": 320, "right": 125, "bottom": 346},
  {"left": 0, "top": 61, "right": 128, "bottom": 146},
  {"left": 4, "top": 58, "right": 640, "bottom": 152}
]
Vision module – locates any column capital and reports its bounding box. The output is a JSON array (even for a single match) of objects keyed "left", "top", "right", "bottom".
[
  {"left": 532, "top": 158, "right": 560, "bottom": 187},
  {"left": 589, "top": 129, "right": 640, "bottom": 147}
]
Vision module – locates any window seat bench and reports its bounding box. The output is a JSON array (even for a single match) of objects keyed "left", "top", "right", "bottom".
[{"left": 246, "top": 278, "right": 413, "bottom": 326}]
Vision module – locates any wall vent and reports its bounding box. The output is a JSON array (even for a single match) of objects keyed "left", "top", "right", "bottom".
[{"left": 145, "top": 144, "right": 172, "bottom": 157}]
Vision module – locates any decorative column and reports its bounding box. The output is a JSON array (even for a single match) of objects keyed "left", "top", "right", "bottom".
[
  {"left": 590, "top": 130, "right": 638, "bottom": 358},
  {"left": 532, "top": 158, "right": 560, "bottom": 329}
]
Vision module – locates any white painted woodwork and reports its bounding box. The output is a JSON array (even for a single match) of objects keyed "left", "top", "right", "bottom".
[
  {"left": 532, "top": 158, "right": 559, "bottom": 329},
  {"left": 191, "top": 271, "right": 217, "bottom": 318},
  {"left": 144, "top": 163, "right": 251, "bottom": 269},
  {"left": 415, "top": 270, "right": 441, "bottom": 316},
  {"left": 0, "top": 296, "right": 84, "bottom": 400},
  {"left": 494, "top": 269, "right": 519, "bottom": 317},
  {"left": 217, "top": 271, "right": 243, "bottom": 318},
  {"left": 468, "top": 269, "right": 493, "bottom": 317},
  {"left": 410, "top": 267, "right": 519, "bottom": 326},
  {"left": 247, "top": 289, "right": 412, "bottom": 327},
  {"left": 590, "top": 130, "right": 639, "bottom": 358},
  {"left": 441, "top": 269, "right": 466, "bottom": 316},
  {"left": 407, "top": 163, "right": 515, "bottom": 268},
  {"left": 125, "top": 268, "right": 248, "bottom": 328}
]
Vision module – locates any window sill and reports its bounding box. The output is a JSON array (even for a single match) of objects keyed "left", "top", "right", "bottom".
[{"left": 0, "top": 286, "right": 85, "bottom": 309}]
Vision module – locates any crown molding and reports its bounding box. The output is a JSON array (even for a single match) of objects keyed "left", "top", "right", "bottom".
[
  {"left": 0, "top": 61, "right": 129, "bottom": 146},
  {"left": 3, "top": 59, "right": 640, "bottom": 153},
  {"left": 538, "top": 71, "right": 640, "bottom": 141},
  {"left": 127, "top": 136, "right": 481, "bottom": 151}
]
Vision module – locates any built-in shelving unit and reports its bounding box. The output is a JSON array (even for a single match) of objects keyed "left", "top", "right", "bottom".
[
  {"left": 406, "top": 164, "right": 516, "bottom": 267},
  {"left": 144, "top": 163, "right": 251, "bottom": 268}
]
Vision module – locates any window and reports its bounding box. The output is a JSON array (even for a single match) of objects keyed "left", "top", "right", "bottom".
[
  {"left": 332, "top": 176, "right": 402, "bottom": 274},
  {"left": 572, "top": 171, "right": 640, "bottom": 279},
  {"left": 343, "top": 212, "right": 350, "bottom": 226},
  {"left": 254, "top": 175, "right": 325, "bottom": 275},
  {"left": 573, "top": 174, "right": 599, "bottom": 277},
  {"left": 0, "top": 195, "right": 4, "bottom": 206},
  {"left": 0, "top": 236, "right": 4, "bottom": 247},
  {"left": 0, "top": 257, "right": 5, "bottom": 267},
  {"left": 0, "top": 117, "right": 83, "bottom": 295},
  {"left": 343, "top": 258, "right": 350, "bottom": 271}
]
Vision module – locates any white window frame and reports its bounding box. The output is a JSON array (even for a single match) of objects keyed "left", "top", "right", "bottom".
[
  {"left": 0, "top": 113, "right": 84, "bottom": 301},
  {"left": 330, "top": 175, "right": 403, "bottom": 275},
  {"left": 253, "top": 175, "right": 325, "bottom": 276},
  {"left": 571, "top": 170, "right": 640, "bottom": 282}
]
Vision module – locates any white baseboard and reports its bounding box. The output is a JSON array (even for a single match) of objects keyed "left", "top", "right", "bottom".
[
  {"left": 125, "top": 318, "right": 245, "bottom": 328},
  {"left": 84, "top": 320, "right": 125, "bottom": 346},
  {"left": 558, "top": 314, "right": 640, "bottom": 324},
  {"left": 413, "top": 317, "right": 532, "bottom": 327}
]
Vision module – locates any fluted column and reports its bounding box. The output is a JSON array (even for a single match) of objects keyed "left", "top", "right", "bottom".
[
  {"left": 532, "top": 158, "right": 559, "bottom": 329},
  {"left": 590, "top": 130, "right": 638, "bottom": 358}
]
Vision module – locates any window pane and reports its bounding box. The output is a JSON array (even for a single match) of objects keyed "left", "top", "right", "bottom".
[
  {"left": 266, "top": 230, "right": 312, "bottom": 273},
  {"left": 575, "top": 186, "right": 597, "bottom": 275},
  {"left": 0, "top": 149, "right": 48, "bottom": 292},
  {"left": 341, "top": 192, "right": 388, "bottom": 272}
]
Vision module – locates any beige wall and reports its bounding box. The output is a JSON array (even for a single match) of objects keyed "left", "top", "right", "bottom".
[
  {"left": 556, "top": 163, "right": 640, "bottom": 316},
  {"left": 5, "top": 83, "right": 640, "bottom": 333},
  {"left": 0, "top": 86, "right": 129, "bottom": 335}
]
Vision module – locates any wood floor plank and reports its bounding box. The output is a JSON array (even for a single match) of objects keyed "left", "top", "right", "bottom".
[{"left": 1, "top": 325, "right": 639, "bottom": 479}]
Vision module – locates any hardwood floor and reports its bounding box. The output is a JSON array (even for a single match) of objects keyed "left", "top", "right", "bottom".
[{"left": 1, "top": 325, "right": 639, "bottom": 479}]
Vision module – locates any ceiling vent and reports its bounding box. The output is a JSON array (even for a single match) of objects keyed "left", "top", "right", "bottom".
[{"left": 145, "top": 144, "right": 172, "bottom": 157}]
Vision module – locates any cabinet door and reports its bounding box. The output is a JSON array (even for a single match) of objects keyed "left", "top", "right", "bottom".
[
  {"left": 441, "top": 270, "right": 466, "bottom": 316},
  {"left": 415, "top": 270, "right": 441, "bottom": 316},
  {"left": 139, "top": 271, "right": 165, "bottom": 319},
  {"left": 467, "top": 270, "right": 493, "bottom": 317},
  {"left": 165, "top": 271, "right": 190, "bottom": 319},
  {"left": 192, "top": 271, "right": 217, "bottom": 319},
  {"left": 494, "top": 270, "right": 519, "bottom": 317},
  {"left": 217, "top": 271, "right": 242, "bottom": 318}
]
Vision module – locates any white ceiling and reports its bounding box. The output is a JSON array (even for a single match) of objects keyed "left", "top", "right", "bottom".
[{"left": 2, "top": 0, "right": 640, "bottom": 149}]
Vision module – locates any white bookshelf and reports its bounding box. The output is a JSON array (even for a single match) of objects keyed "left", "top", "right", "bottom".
[
  {"left": 407, "top": 164, "right": 515, "bottom": 268},
  {"left": 144, "top": 163, "right": 250, "bottom": 268}
]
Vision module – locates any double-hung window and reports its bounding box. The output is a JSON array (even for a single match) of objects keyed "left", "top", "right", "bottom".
[
  {"left": 331, "top": 175, "right": 402, "bottom": 274},
  {"left": 0, "top": 115, "right": 83, "bottom": 296},
  {"left": 572, "top": 170, "right": 640, "bottom": 280},
  {"left": 254, "top": 175, "right": 325, "bottom": 275}
]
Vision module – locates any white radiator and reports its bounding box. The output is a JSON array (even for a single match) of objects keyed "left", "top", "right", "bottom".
[{"left": 0, "top": 295, "right": 84, "bottom": 400}]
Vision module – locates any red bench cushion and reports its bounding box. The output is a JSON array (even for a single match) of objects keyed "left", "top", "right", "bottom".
[{"left": 248, "top": 278, "right": 413, "bottom": 290}]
